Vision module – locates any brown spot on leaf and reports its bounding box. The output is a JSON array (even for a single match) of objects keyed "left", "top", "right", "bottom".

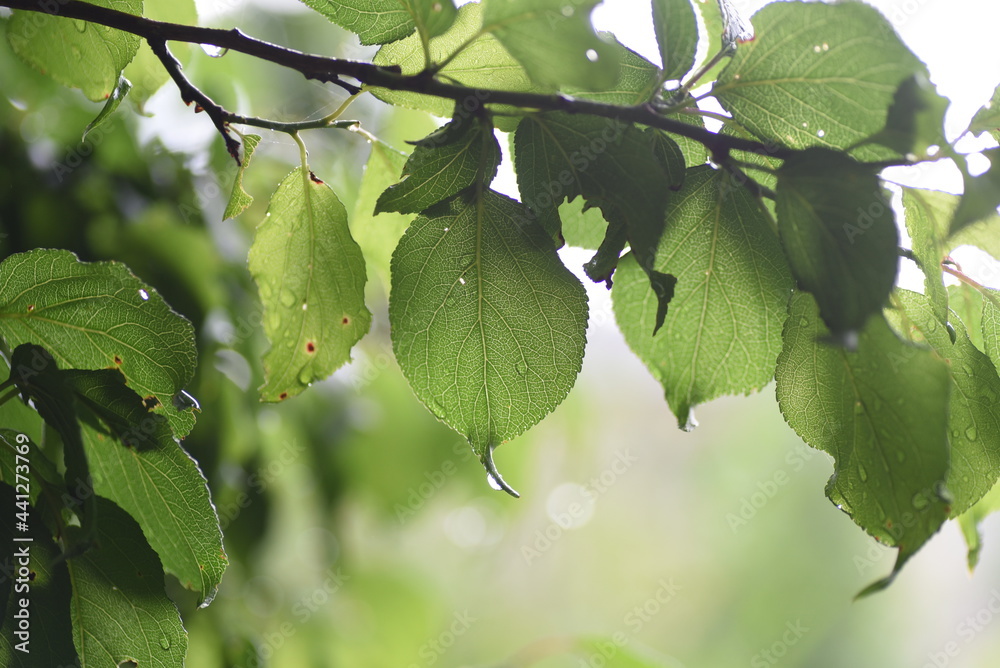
[
  {"left": 341, "top": 316, "right": 350, "bottom": 325},
  {"left": 309, "top": 171, "right": 324, "bottom": 184},
  {"left": 306, "top": 341, "right": 316, "bottom": 354},
  {"left": 279, "top": 392, "right": 289, "bottom": 400},
  {"left": 26, "top": 304, "right": 34, "bottom": 312},
  {"left": 114, "top": 355, "right": 123, "bottom": 365}
]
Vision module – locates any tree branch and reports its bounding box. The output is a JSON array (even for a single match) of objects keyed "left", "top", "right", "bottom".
[{"left": 1, "top": 0, "right": 800, "bottom": 162}]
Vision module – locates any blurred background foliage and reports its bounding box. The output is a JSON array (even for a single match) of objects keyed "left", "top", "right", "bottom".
[{"left": 3, "top": 2, "right": 1000, "bottom": 667}]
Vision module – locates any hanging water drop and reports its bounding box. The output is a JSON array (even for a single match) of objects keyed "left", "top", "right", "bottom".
[
  {"left": 160, "top": 637, "right": 171, "bottom": 650},
  {"left": 486, "top": 472, "right": 503, "bottom": 491},
  {"left": 200, "top": 44, "right": 229, "bottom": 58}
]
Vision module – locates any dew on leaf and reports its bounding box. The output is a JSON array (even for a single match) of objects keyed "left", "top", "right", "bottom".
[
  {"left": 585, "top": 49, "right": 599, "bottom": 62},
  {"left": 965, "top": 426, "right": 979, "bottom": 441},
  {"left": 159, "top": 637, "right": 171, "bottom": 651},
  {"left": 858, "top": 464, "right": 868, "bottom": 482},
  {"left": 279, "top": 289, "right": 296, "bottom": 308}
]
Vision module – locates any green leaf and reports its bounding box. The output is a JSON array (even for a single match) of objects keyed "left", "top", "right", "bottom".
[
  {"left": 248, "top": 167, "right": 372, "bottom": 402},
  {"left": 969, "top": 84, "right": 1000, "bottom": 140},
  {"left": 563, "top": 36, "right": 661, "bottom": 106},
  {"left": 415, "top": 0, "right": 457, "bottom": 38},
  {"left": 959, "top": 477, "right": 1000, "bottom": 570},
  {"left": 389, "top": 189, "right": 588, "bottom": 494},
  {"left": 299, "top": 0, "right": 416, "bottom": 45},
  {"left": 79, "top": 408, "right": 226, "bottom": 605},
  {"left": 652, "top": 0, "right": 698, "bottom": 81},
  {"left": 351, "top": 140, "right": 413, "bottom": 287},
  {"left": 83, "top": 75, "right": 131, "bottom": 142},
  {"left": 513, "top": 112, "right": 684, "bottom": 307},
  {"left": 559, "top": 198, "right": 608, "bottom": 251},
  {"left": 902, "top": 187, "right": 956, "bottom": 326},
  {"left": 889, "top": 290, "right": 1000, "bottom": 517},
  {"left": 67, "top": 497, "right": 187, "bottom": 668},
  {"left": 691, "top": 0, "right": 751, "bottom": 85},
  {"left": 949, "top": 213, "right": 1000, "bottom": 261},
  {"left": 375, "top": 115, "right": 500, "bottom": 214},
  {"left": 775, "top": 292, "right": 950, "bottom": 595},
  {"left": 6, "top": 344, "right": 96, "bottom": 542},
  {"left": 123, "top": 0, "right": 198, "bottom": 105},
  {"left": 0, "top": 429, "right": 61, "bottom": 505},
  {"left": 613, "top": 166, "right": 793, "bottom": 429},
  {"left": 0, "top": 250, "right": 198, "bottom": 438},
  {"left": 948, "top": 284, "right": 985, "bottom": 353},
  {"left": 714, "top": 1, "right": 924, "bottom": 160},
  {"left": 863, "top": 74, "right": 949, "bottom": 158},
  {"left": 983, "top": 289, "right": 1000, "bottom": 372},
  {"left": 371, "top": 3, "right": 547, "bottom": 131},
  {"left": 6, "top": 0, "right": 142, "bottom": 102},
  {"left": 0, "top": 484, "right": 77, "bottom": 667},
  {"left": 482, "top": 0, "right": 619, "bottom": 90},
  {"left": 224, "top": 134, "right": 262, "bottom": 221},
  {"left": 776, "top": 148, "right": 898, "bottom": 340},
  {"left": 952, "top": 149, "right": 1000, "bottom": 236}
]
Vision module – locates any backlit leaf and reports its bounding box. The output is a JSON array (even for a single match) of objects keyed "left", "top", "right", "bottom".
[
  {"left": 952, "top": 149, "right": 1000, "bottom": 236},
  {"left": 776, "top": 148, "right": 898, "bottom": 340},
  {"left": 483, "top": 0, "right": 619, "bottom": 90},
  {"left": 299, "top": 0, "right": 416, "bottom": 45},
  {"left": 652, "top": 0, "right": 698, "bottom": 81},
  {"left": 67, "top": 497, "right": 187, "bottom": 667},
  {"left": 775, "top": 292, "right": 950, "bottom": 595},
  {"left": 376, "top": 115, "right": 500, "bottom": 214},
  {"left": 613, "top": 167, "right": 792, "bottom": 429},
  {"left": 6, "top": 0, "right": 142, "bottom": 102},
  {"left": 389, "top": 189, "right": 587, "bottom": 493},
  {"left": 351, "top": 140, "right": 413, "bottom": 287},
  {"left": 0, "top": 249, "right": 198, "bottom": 437},
  {"left": 224, "top": 134, "right": 262, "bottom": 221},
  {"left": 714, "top": 1, "right": 924, "bottom": 160},
  {"left": 248, "top": 168, "right": 372, "bottom": 402},
  {"left": 83, "top": 75, "right": 131, "bottom": 142}
]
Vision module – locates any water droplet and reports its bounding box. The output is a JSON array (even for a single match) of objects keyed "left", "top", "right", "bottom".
[
  {"left": 965, "top": 426, "right": 979, "bottom": 441},
  {"left": 280, "top": 289, "right": 296, "bottom": 308},
  {"left": 895, "top": 451, "right": 905, "bottom": 463},
  {"left": 200, "top": 44, "right": 229, "bottom": 58},
  {"left": 816, "top": 129, "right": 826, "bottom": 138},
  {"left": 258, "top": 282, "right": 273, "bottom": 299},
  {"left": 853, "top": 401, "right": 864, "bottom": 415},
  {"left": 801, "top": 121, "right": 808, "bottom": 128},
  {"left": 813, "top": 44, "right": 822, "bottom": 53},
  {"left": 822, "top": 42, "right": 830, "bottom": 51},
  {"left": 138, "top": 289, "right": 150, "bottom": 301},
  {"left": 73, "top": 19, "right": 88, "bottom": 33},
  {"left": 586, "top": 49, "right": 599, "bottom": 62},
  {"left": 443, "top": 227, "right": 450, "bottom": 232},
  {"left": 912, "top": 492, "right": 929, "bottom": 510},
  {"left": 458, "top": 276, "right": 467, "bottom": 285},
  {"left": 159, "top": 637, "right": 171, "bottom": 650},
  {"left": 301, "top": 303, "right": 308, "bottom": 311},
  {"left": 298, "top": 369, "right": 313, "bottom": 385},
  {"left": 515, "top": 361, "right": 526, "bottom": 375},
  {"left": 266, "top": 313, "right": 280, "bottom": 331},
  {"left": 858, "top": 464, "right": 868, "bottom": 482},
  {"left": 486, "top": 472, "right": 503, "bottom": 491}
]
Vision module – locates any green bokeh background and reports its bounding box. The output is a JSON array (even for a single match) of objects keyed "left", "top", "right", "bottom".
[{"left": 2, "top": 2, "right": 1000, "bottom": 667}]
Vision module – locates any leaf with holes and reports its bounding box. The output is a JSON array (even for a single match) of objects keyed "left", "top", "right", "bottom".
[
  {"left": 389, "top": 189, "right": 587, "bottom": 494},
  {"left": 376, "top": 115, "right": 500, "bottom": 214},
  {"left": 714, "top": 1, "right": 924, "bottom": 160},
  {"left": 776, "top": 148, "right": 898, "bottom": 340},
  {"left": 0, "top": 249, "right": 198, "bottom": 437},
  {"left": 613, "top": 167, "right": 792, "bottom": 429},
  {"left": 483, "top": 0, "right": 619, "bottom": 90},
  {"left": 249, "top": 168, "right": 371, "bottom": 402},
  {"left": 67, "top": 497, "right": 187, "bottom": 668},
  {"left": 775, "top": 292, "right": 950, "bottom": 596},
  {"left": 6, "top": 0, "right": 142, "bottom": 102}
]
